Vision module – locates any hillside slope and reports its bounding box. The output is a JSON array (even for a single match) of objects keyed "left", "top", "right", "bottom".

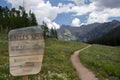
[{"left": 88, "top": 26, "right": 120, "bottom": 46}]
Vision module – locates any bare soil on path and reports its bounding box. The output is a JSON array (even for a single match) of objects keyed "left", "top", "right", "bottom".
[{"left": 70, "top": 45, "right": 98, "bottom": 80}]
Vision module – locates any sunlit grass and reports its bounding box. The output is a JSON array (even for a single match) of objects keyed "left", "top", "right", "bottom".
[
  {"left": 1, "top": 32, "right": 119, "bottom": 80},
  {"left": 0, "top": 32, "right": 87, "bottom": 80},
  {"left": 79, "top": 45, "right": 120, "bottom": 80},
  {"left": 40, "top": 38, "right": 87, "bottom": 80}
]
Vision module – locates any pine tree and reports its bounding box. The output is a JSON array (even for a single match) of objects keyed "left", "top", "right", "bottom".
[
  {"left": 0, "top": 6, "right": 38, "bottom": 32},
  {"left": 3, "top": 6, "right": 10, "bottom": 32},
  {"left": 0, "top": 6, "right": 3, "bottom": 31},
  {"left": 54, "top": 29, "right": 58, "bottom": 39},
  {"left": 29, "top": 11, "right": 37, "bottom": 26},
  {"left": 50, "top": 28, "right": 58, "bottom": 39},
  {"left": 41, "top": 21, "right": 49, "bottom": 39}
]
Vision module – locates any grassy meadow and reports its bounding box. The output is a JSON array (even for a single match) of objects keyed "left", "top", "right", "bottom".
[
  {"left": 0, "top": 32, "right": 87, "bottom": 80},
  {"left": 79, "top": 45, "right": 120, "bottom": 80},
  {"left": 0, "top": 32, "right": 120, "bottom": 80}
]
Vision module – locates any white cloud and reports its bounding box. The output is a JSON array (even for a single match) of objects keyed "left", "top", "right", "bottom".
[
  {"left": 58, "top": 3, "right": 74, "bottom": 13},
  {"left": 6, "top": 0, "right": 95, "bottom": 26},
  {"left": 87, "top": 7, "right": 120, "bottom": 24},
  {"left": 6, "top": 0, "right": 60, "bottom": 28},
  {"left": 71, "top": 0, "right": 85, "bottom": 6},
  {"left": 87, "top": 11, "right": 108, "bottom": 24},
  {"left": 70, "top": 3, "right": 96, "bottom": 16},
  {"left": 43, "top": 17, "right": 60, "bottom": 29},
  {"left": 52, "top": 22, "right": 60, "bottom": 29},
  {"left": 93, "top": 0, "right": 120, "bottom": 9},
  {"left": 72, "top": 18, "right": 81, "bottom": 26},
  {"left": 6, "top": 0, "right": 120, "bottom": 27},
  {"left": 58, "top": 2, "right": 96, "bottom": 16},
  {"left": 70, "top": 0, "right": 120, "bottom": 24}
]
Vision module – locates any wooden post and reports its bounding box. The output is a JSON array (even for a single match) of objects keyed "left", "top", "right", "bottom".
[{"left": 22, "top": 76, "right": 28, "bottom": 80}]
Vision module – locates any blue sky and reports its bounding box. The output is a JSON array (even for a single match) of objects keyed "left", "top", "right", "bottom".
[
  {"left": 1, "top": 0, "right": 120, "bottom": 28},
  {"left": 45, "top": 0, "right": 75, "bottom": 6},
  {"left": 0, "top": 0, "right": 11, "bottom": 7}
]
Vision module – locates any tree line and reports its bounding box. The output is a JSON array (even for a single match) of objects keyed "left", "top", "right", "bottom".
[
  {"left": 0, "top": 6, "right": 58, "bottom": 39},
  {"left": 0, "top": 6, "right": 37, "bottom": 32},
  {"left": 41, "top": 21, "right": 58, "bottom": 39}
]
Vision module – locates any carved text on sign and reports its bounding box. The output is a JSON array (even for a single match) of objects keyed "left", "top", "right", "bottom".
[{"left": 9, "top": 27, "right": 44, "bottom": 76}]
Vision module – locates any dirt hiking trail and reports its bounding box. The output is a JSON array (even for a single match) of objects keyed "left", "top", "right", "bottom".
[{"left": 70, "top": 45, "right": 98, "bottom": 80}]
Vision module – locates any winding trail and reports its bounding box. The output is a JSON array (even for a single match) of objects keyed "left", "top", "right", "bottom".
[{"left": 70, "top": 45, "right": 98, "bottom": 80}]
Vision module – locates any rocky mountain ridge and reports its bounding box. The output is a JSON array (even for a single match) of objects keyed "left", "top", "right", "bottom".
[{"left": 57, "top": 20, "right": 120, "bottom": 42}]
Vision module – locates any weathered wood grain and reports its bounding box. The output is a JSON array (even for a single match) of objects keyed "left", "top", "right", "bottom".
[{"left": 9, "top": 27, "right": 44, "bottom": 76}]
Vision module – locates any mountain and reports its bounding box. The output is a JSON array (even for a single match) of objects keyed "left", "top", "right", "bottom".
[
  {"left": 88, "top": 25, "right": 120, "bottom": 46},
  {"left": 57, "top": 20, "right": 120, "bottom": 42}
]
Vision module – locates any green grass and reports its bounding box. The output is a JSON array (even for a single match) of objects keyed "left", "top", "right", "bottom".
[
  {"left": 1, "top": 32, "right": 120, "bottom": 80},
  {"left": 0, "top": 32, "right": 87, "bottom": 80},
  {"left": 40, "top": 39, "right": 87, "bottom": 80},
  {"left": 0, "top": 32, "right": 8, "bottom": 56},
  {"left": 0, "top": 32, "right": 8, "bottom": 41},
  {"left": 79, "top": 45, "right": 120, "bottom": 80}
]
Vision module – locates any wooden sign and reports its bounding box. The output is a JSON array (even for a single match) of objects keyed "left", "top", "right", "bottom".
[{"left": 9, "top": 27, "right": 44, "bottom": 76}]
